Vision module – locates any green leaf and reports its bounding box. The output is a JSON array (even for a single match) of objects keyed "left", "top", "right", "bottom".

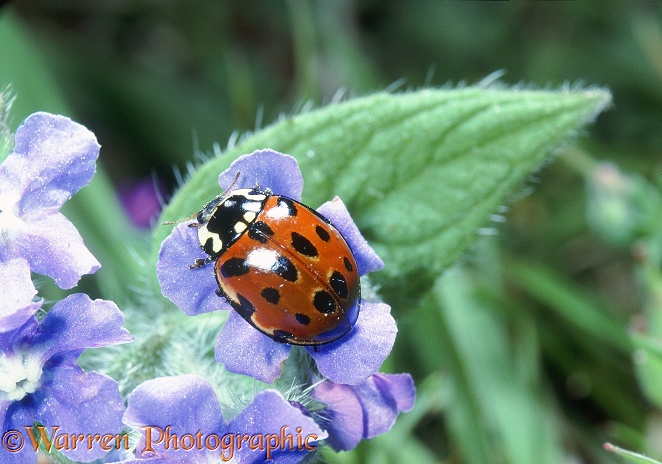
[
  {"left": 505, "top": 259, "right": 631, "bottom": 353},
  {"left": 0, "top": 85, "right": 13, "bottom": 161},
  {"left": 605, "top": 443, "right": 662, "bottom": 464},
  {"left": 154, "top": 86, "right": 610, "bottom": 287},
  {"left": 424, "top": 269, "right": 563, "bottom": 464},
  {"left": 631, "top": 333, "right": 662, "bottom": 410},
  {"left": 0, "top": 11, "right": 145, "bottom": 302},
  {"left": 0, "top": 11, "right": 70, "bottom": 128}
]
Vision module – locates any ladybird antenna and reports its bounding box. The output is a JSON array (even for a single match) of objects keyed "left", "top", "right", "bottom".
[
  {"left": 161, "top": 212, "right": 198, "bottom": 225},
  {"left": 222, "top": 171, "right": 241, "bottom": 196},
  {"left": 161, "top": 172, "right": 242, "bottom": 226}
]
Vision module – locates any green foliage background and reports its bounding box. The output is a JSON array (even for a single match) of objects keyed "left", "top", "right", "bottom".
[{"left": 2, "top": 1, "right": 662, "bottom": 463}]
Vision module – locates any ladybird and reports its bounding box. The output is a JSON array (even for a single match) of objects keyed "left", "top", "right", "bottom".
[{"left": 189, "top": 186, "right": 360, "bottom": 346}]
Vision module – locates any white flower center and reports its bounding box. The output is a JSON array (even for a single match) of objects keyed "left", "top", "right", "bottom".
[{"left": 0, "top": 351, "right": 43, "bottom": 402}]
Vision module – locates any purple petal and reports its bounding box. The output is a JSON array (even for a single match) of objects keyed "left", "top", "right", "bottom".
[
  {"left": 123, "top": 375, "right": 225, "bottom": 461},
  {"left": 313, "top": 373, "right": 416, "bottom": 451},
  {"left": 29, "top": 294, "right": 132, "bottom": 362},
  {"left": 0, "top": 112, "right": 99, "bottom": 217},
  {"left": 215, "top": 311, "right": 290, "bottom": 383},
  {"left": 228, "top": 389, "right": 327, "bottom": 464},
  {"left": 308, "top": 302, "right": 396, "bottom": 385},
  {"left": 311, "top": 382, "right": 363, "bottom": 451},
  {"left": 0, "top": 258, "right": 40, "bottom": 332},
  {"left": 217, "top": 150, "right": 303, "bottom": 200},
  {"left": 108, "top": 458, "right": 174, "bottom": 464},
  {"left": 353, "top": 373, "right": 415, "bottom": 438},
  {"left": 118, "top": 177, "right": 165, "bottom": 229},
  {"left": 108, "top": 459, "right": 173, "bottom": 464},
  {"left": 5, "top": 363, "right": 125, "bottom": 462},
  {"left": 9, "top": 212, "right": 100, "bottom": 289},
  {"left": 157, "top": 223, "right": 231, "bottom": 316},
  {"left": 317, "top": 197, "right": 383, "bottom": 276}
]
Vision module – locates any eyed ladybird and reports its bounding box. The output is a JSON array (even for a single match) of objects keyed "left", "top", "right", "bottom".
[{"left": 189, "top": 186, "right": 360, "bottom": 346}]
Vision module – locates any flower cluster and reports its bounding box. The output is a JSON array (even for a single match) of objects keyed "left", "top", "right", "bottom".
[
  {"left": 0, "top": 113, "right": 132, "bottom": 464},
  {"left": 1, "top": 112, "right": 414, "bottom": 463}
]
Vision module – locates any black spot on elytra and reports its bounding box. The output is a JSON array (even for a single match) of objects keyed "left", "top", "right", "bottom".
[
  {"left": 291, "top": 232, "right": 318, "bottom": 257},
  {"left": 272, "top": 329, "right": 294, "bottom": 343},
  {"left": 296, "top": 313, "right": 311, "bottom": 325},
  {"left": 277, "top": 197, "right": 298, "bottom": 216},
  {"left": 272, "top": 256, "right": 298, "bottom": 282},
  {"left": 343, "top": 257, "right": 354, "bottom": 273},
  {"left": 313, "top": 290, "right": 336, "bottom": 314},
  {"left": 261, "top": 287, "right": 280, "bottom": 305},
  {"left": 247, "top": 221, "right": 274, "bottom": 244},
  {"left": 233, "top": 293, "right": 255, "bottom": 318},
  {"left": 220, "top": 257, "right": 250, "bottom": 278},
  {"left": 315, "top": 225, "right": 331, "bottom": 242},
  {"left": 330, "top": 271, "right": 348, "bottom": 299}
]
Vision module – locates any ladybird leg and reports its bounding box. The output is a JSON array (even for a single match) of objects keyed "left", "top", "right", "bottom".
[
  {"left": 189, "top": 258, "right": 206, "bottom": 269},
  {"left": 189, "top": 256, "right": 214, "bottom": 269}
]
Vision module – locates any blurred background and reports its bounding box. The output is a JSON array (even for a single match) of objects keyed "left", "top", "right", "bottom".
[{"left": 2, "top": 1, "right": 662, "bottom": 463}]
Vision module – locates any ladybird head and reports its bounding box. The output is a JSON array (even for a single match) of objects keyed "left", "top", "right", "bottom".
[{"left": 196, "top": 188, "right": 270, "bottom": 258}]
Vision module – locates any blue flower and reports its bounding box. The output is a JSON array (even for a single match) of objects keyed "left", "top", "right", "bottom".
[
  {"left": 157, "top": 149, "right": 397, "bottom": 384},
  {"left": 0, "top": 258, "right": 40, "bottom": 333},
  {"left": 111, "top": 374, "right": 327, "bottom": 463},
  {"left": 312, "top": 373, "right": 416, "bottom": 451},
  {"left": 0, "top": 112, "right": 100, "bottom": 289},
  {"left": 0, "top": 294, "right": 133, "bottom": 464}
]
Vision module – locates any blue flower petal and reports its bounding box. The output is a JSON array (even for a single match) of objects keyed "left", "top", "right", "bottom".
[
  {"left": 228, "top": 389, "right": 327, "bottom": 464},
  {"left": 28, "top": 294, "right": 132, "bottom": 362},
  {"left": 308, "top": 302, "right": 396, "bottom": 385},
  {"left": 217, "top": 149, "right": 303, "bottom": 200},
  {"left": 313, "top": 373, "right": 416, "bottom": 451},
  {"left": 0, "top": 112, "right": 99, "bottom": 216},
  {"left": 0, "top": 258, "right": 40, "bottom": 333},
  {"left": 353, "top": 373, "right": 416, "bottom": 438},
  {"left": 157, "top": 223, "right": 229, "bottom": 316},
  {"left": 123, "top": 375, "right": 225, "bottom": 462},
  {"left": 316, "top": 197, "right": 384, "bottom": 276},
  {"left": 311, "top": 382, "right": 363, "bottom": 451},
  {"left": 10, "top": 213, "right": 100, "bottom": 289},
  {"left": 215, "top": 312, "right": 290, "bottom": 383},
  {"left": 5, "top": 364, "right": 125, "bottom": 463}
]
